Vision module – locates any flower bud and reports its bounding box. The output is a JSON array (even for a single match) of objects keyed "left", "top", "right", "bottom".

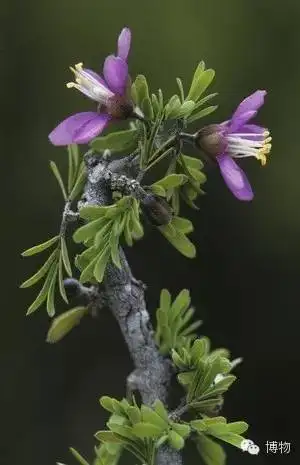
[
  {"left": 141, "top": 193, "right": 173, "bottom": 226},
  {"left": 105, "top": 94, "right": 134, "bottom": 119},
  {"left": 194, "top": 124, "right": 227, "bottom": 158}
]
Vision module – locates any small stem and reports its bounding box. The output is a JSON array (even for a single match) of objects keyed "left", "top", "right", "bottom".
[
  {"left": 148, "top": 135, "right": 177, "bottom": 162},
  {"left": 144, "top": 146, "right": 175, "bottom": 174}
]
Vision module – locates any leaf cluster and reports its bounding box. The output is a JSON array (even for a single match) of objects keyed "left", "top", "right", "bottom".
[{"left": 74, "top": 197, "right": 143, "bottom": 283}]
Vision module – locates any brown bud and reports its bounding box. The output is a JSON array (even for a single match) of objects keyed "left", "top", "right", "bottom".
[
  {"left": 141, "top": 193, "right": 173, "bottom": 226},
  {"left": 195, "top": 124, "right": 227, "bottom": 158}
]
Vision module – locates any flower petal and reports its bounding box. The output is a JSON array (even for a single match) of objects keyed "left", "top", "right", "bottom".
[
  {"left": 229, "top": 110, "right": 257, "bottom": 133},
  {"left": 73, "top": 113, "right": 111, "bottom": 144},
  {"left": 232, "top": 90, "right": 266, "bottom": 120},
  {"left": 216, "top": 153, "right": 254, "bottom": 201},
  {"left": 49, "top": 112, "right": 110, "bottom": 146},
  {"left": 83, "top": 68, "right": 107, "bottom": 86},
  {"left": 103, "top": 55, "right": 128, "bottom": 95},
  {"left": 117, "top": 27, "right": 131, "bottom": 61}
]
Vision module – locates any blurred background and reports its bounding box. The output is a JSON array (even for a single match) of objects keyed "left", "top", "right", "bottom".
[{"left": 1, "top": 0, "right": 299, "bottom": 464}]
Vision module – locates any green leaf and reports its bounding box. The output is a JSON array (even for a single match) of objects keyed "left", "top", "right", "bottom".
[
  {"left": 79, "top": 205, "right": 108, "bottom": 220},
  {"left": 210, "top": 431, "right": 245, "bottom": 449},
  {"left": 127, "top": 406, "right": 142, "bottom": 425},
  {"left": 188, "top": 105, "right": 218, "bottom": 123},
  {"left": 180, "top": 154, "right": 203, "bottom": 170},
  {"left": 70, "top": 447, "right": 90, "bottom": 465},
  {"left": 171, "top": 289, "right": 190, "bottom": 318},
  {"left": 73, "top": 217, "right": 108, "bottom": 243},
  {"left": 20, "top": 249, "right": 58, "bottom": 288},
  {"left": 131, "top": 75, "right": 150, "bottom": 106},
  {"left": 159, "top": 289, "right": 171, "bottom": 310},
  {"left": 46, "top": 264, "right": 58, "bottom": 317},
  {"left": 58, "top": 255, "right": 68, "bottom": 303},
  {"left": 187, "top": 63, "right": 215, "bottom": 102},
  {"left": 68, "top": 144, "right": 79, "bottom": 172},
  {"left": 26, "top": 262, "right": 57, "bottom": 315},
  {"left": 60, "top": 237, "right": 72, "bottom": 277},
  {"left": 153, "top": 400, "right": 169, "bottom": 422},
  {"left": 141, "top": 405, "right": 168, "bottom": 430},
  {"left": 21, "top": 235, "right": 59, "bottom": 257},
  {"left": 168, "top": 430, "right": 185, "bottom": 450},
  {"left": 69, "top": 161, "right": 86, "bottom": 201},
  {"left": 177, "top": 100, "right": 195, "bottom": 118},
  {"left": 91, "top": 129, "right": 138, "bottom": 153},
  {"left": 95, "top": 431, "right": 123, "bottom": 443},
  {"left": 68, "top": 144, "right": 75, "bottom": 193},
  {"left": 94, "top": 247, "right": 110, "bottom": 282},
  {"left": 195, "top": 433, "right": 226, "bottom": 465},
  {"left": 100, "top": 396, "right": 115, "bottom": 413},
  {"left": 194, "top": 92, "right": 218, "bottom": 110},
  {"left": 110, "top": 224, "right": 121, "bottom": 269},
  {"left": 132, "top": 422, "right": 163, "bottom": 438},
  {"left": 171, "top": 217, "right": 194, "bottom": 234},
  {"left": 153, "top": 174, "right": 188, "bottom": 190},
  {"left": 171, "top": 423, "right": 191, "bottom": 439},
  {"left": 159, "top": 225, "right": 196, "bottom": 258},
  {"left": 227, "top": 421, "right": 248, "bottom": 435},
  {"left": 46, "top": 306, "right": 87, "bottom": 343},
  {"left": 165, "top": 95, "right": 182, "bottom": 118},
  {"left": 176, "top": 77, "right": 185, "bottom": 102},
  {"left": 141, "top": 97, "right": 154, "bottom": 119},
  {"left": 50, "top": 161, "right": 67, "bottom": 201},
  {"left": 202, "top": 374, "right": 236, "bottom": 398}
]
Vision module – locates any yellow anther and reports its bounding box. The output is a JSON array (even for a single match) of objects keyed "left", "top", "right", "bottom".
[
  {"left": 260, "top": 154, "right": 267, "bottom": 166},
  {"left": 75, "top": 62, "right": 83, "bottom": 70},
  {"left": 66, "top": 82, "right": 75, "bottom": 88},
  {"left": 264, "top": 137, "right": 272, "bottom": 144},
  {"left": 263, "top": 130, "right": 270, "bottom": 137}
]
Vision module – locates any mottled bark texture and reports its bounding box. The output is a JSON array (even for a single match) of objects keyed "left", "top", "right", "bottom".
[{"left": 82, "top": 152, "right": 183, "bottom": 465}]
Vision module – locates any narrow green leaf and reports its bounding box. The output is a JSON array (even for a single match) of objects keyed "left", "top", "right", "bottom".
[
  {"left": 70, "top": 447, "right": 90, "bottom": 465},
  {"left": 68, "top": 144, "right": 79, "bottom": 172},
  {"left": 127, "top": 406, "right": 142, "bottom": 425},
  {"left": 171, "top": 289, "right": 190, "bottom": 318},
  {"left": 60, "top": 237, "right": 72, "bottom": 277},
  {"left": 171, "top": 423, "right": 191, "bottom": 439},
  {"left": 151, "top": 93, "right": 160, "bottom": 115},
  {"left": 172, "top": 217, "right": 194, "bottom": 234},
  {"left": 141, "top": 405, "right": 168, "bottom": 430},
  {"left": 95, "top": 431, "right": 122, "bottom": 443},
  {"left": 21, "top": 235, "right": 59, "bottom": 257},
  {"left": 50, "top": 161, "right": 67, "bottom": 201},
  {"left": 20, "top": 249, "right": 58, "bottom": 288},
  {"left": 79, "top": 205, "right": 108, "bottom": 220},
  {"left": 141, "top": 97, "right": 154, "bottom": 119},
  {"left": 165, "top": 95, "right": 182, "bottom": 118},
  {"left": 73, "top": 217, "right": 108, "bottom": 243},
  {"left": 100, "top": 396, "right": 115, "bottom": 413},
  {"left": 69, "top": 162, "right": 86, "bottom": 201},
  {"left": 188, "top": 105, "right": 218, "bottom": 123},
  {"left": 94, "top": 247, "right": 110, "bottom": 282},
  {"left": 168, "top": 430, "right": 185, "bottom": 450},
  {"left": 159, "top": 226, "right": 196, "bottom": 258},
  {"left": 194, "top": 93, "right": 218, "bottom": 110},
  {"left": 131, "top": 75, "right": 150, "bottom": 106},
  {"left": 91, "top": 129, "right": 138, "bottom": 153},
  {"left": 159, "top": 289, "right": 171, "bottom": 310},
  {"left": 153, "top": 400, "right": 169, "bottom": 422},
  {"left": 176, "top": 77, "right": 185, "bottom": 102},
  {"left": 195, "top": 433, "right": 226, "bottom": 465},
  {"left": 153, "top": 174, "right": 188, "bottom": 190},
  {"left": 68, "top": 144, "right": 75, "bottom": 193},
  {"left": 46, "top": 264, "right": 58, "bottom": 317},
  {"left": 46, "top": 306, "right": 87, "bottom": 343},
  {"left": 177, "top": 100, "right": 195, "bottom": 118},
  {"left": 187, "top": 63, "right": 215, "bottom": 102},
  {"left": 58, "top": 255, "right": 68, "bottom": 303},
  {"left": 180, "top": 154, "right": 203, "bottom": 170},
  {"left": 26, "top": 262, "right": 57, "bottom": 315},
  {"left": 132, "top": 422, "right": 163, "bottom": 438},
  {"left": 227, "top": 421, "right": 248, "bottom": 435},
  {"left": 110, "top": 225, "right": 121, "bottom": 269}
]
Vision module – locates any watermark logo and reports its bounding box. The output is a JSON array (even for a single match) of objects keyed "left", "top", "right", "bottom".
[
  {"left": 266, "top": 441, "right": 291, "bottom": 454},
  {"left": 241, "top": 439, "right": 260, "bottom": 455}
]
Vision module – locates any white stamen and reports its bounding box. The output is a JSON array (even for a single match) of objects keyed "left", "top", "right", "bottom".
[
  {"left": 66, "top": 62, "right": 113, "bottom": 103},
  {"left": 226, "top": 130, "right": 271, "bottom": 165}
]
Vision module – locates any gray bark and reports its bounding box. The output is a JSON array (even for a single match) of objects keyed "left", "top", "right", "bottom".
[{"left": 82, "top": 152, "right": 183, "bottom": 465}]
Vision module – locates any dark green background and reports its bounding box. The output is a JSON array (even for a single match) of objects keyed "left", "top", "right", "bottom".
[{"left": 1, "top": 0, "right": 299, "bottom": 464}]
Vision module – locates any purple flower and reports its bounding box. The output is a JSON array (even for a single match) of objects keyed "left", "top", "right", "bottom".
[
  {"left": 49, "top": 28, "right": 134, "bottom": 146},
  {"left": 196, "top": 90, "right": 272, "bottom": 201}
]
